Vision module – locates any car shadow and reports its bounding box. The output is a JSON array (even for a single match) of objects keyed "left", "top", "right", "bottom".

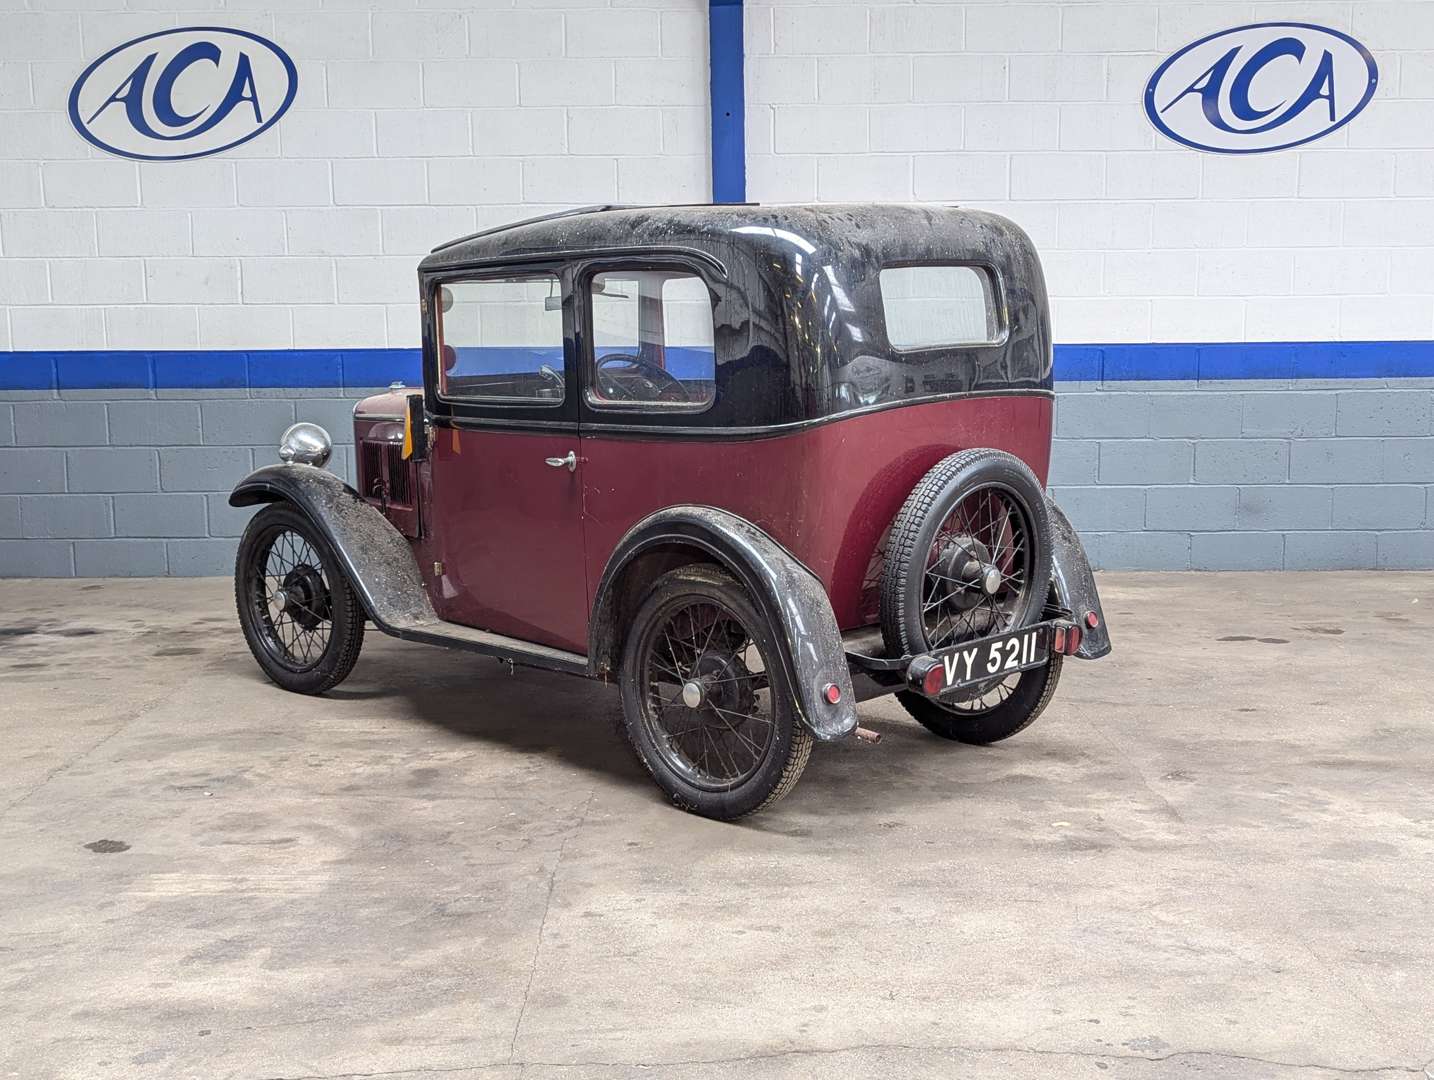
[
  {"left": 299, "top": 637, "right": 1031, "bottom": 819},
  {"left": 332, "top": 642, "right": 649, "bottom": 785}
]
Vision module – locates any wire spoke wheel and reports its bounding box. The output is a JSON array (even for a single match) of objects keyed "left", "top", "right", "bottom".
[
  {"left": 235, "top": 504, "right": 364, "bottom": 696},
  {"left": 638, "top": 596, "right": 776, "bottom": 792},
  {"left": 919, "top": 484, "right": 1033, "bottom": 653},
  {"left": 248, "top": 526, "right": 335, "bottom": 671},
  {"left": 881, "top": 448, "right": 1060, "bottom": 744},
  {"left": 619, "top": 566, "right": 811, "bottom": 819}
]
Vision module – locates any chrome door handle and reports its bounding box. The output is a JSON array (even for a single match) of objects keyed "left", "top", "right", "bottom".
[{"left": 544, "top": 450, "right": 577, "bottom": 472}]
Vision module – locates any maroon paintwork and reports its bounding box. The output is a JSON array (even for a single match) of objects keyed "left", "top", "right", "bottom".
[
  {"left": 355, "top": 393, "right": 1051, "bottom": 656},
  {"left": 579, "top": 395, "right": 1051, "bottom": 634},
  {"left": 424, "top": 427, "right": 588, "bottom": 652}
]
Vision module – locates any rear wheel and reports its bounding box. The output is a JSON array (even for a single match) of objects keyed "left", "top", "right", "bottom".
[
  {"left": 235, "top": 504, "right": 364, "bottom": 695},
  {"left": 881, "top": 448, "right": 1059, "bottom": 744},
  {"left": 619, "top": 566, "right": 811, "bottom": 820}
]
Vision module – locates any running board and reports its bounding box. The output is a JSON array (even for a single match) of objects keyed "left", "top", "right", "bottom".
[{"left": 380, "top": 615, "right": 589, "bottom": 676}]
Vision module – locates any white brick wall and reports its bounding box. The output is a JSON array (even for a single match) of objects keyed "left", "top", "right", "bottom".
[
  {"left": 747, "top": 0, "right": 1434, "bottom": 345},
  {"left": 0, "top": 1, "right": 711, "bottom": 354},
  {"left": 1, "top": 1, "right": 1433, "bottom": 353}
]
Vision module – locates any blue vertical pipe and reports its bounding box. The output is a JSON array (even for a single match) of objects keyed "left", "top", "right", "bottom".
[{"left": 708, "top": 0, "right": 746, "bottom": 203}]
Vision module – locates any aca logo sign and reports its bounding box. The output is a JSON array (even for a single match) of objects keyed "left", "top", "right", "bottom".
[
  {"left": 1145, "top": 23, "right": 1378, "bottom": 154},
  {"left": 69, "top": 27, "right": 297, "bottom": 161}
]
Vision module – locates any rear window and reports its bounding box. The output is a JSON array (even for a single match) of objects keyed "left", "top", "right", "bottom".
[{"left": 879, "top": 265, "right": 1001, "bottom": 350}]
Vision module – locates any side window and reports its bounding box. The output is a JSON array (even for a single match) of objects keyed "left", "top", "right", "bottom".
[
  {"left": 436, "top": 274, "right": 565, "bottom": 404},
  {"left": 588, "top": 270, "right": 715, "bottom": 409},
  {"left": 879, "top": 265, "right": 1001, "bottom": 350}
]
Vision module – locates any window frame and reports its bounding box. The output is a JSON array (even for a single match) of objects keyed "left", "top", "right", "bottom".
[
  {"left": 427, "top": 267, "right": 573, "bottom": 412},
  {"left": 577, "top": 258, "right": 720, "bottom": 417},
  {"left": 877, "top": 261, "right": 1010, "bottom": 355}
]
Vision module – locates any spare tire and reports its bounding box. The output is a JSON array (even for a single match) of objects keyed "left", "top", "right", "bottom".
[{"left": 880, "top": 447, "right": 1052, "bottom": 660}]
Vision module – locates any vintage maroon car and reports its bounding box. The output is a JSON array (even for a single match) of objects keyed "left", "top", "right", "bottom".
[{"left": 229, "top": 204, "right": 1110, "bottom": 819}]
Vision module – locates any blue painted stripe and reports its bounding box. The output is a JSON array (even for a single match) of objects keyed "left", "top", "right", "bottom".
[
  {"left": 2, "top": 342, "right": 1433, "bottom": 392},
  {"left": 0, "top": 349, "right": 422, "bottom": 392},
  {"left": 1065, "top": 340, "right": 1434, "bottom": 381},
  {"left": 708, "top": 0, "right": 746, "bottom": 204}
]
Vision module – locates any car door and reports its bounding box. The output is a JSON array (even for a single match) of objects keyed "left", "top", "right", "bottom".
[
  {"left": 423, "top": 267, "right": 590, "bottom": 654},
  {"left": 575, "top": 261, "right": 722, "bottom": 612}
]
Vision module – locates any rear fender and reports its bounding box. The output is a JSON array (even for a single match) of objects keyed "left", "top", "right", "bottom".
[
  {"left": 1046, "top": 498, "right": 1111, "bottom": 660},
  {"left": 230, "top": 463, "right": 436, "bottom": 632},
  {"left": 590, "top": 506, "right": 858, "bottom": 741}
]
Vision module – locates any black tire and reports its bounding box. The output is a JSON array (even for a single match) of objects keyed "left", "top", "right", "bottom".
[
  {"left": 880, "top": 448, "right": 1058, "bottom": 744},
  {"left": 619, "top": 565, "right": 812, "bottom": 820},
  {"left": 896, "top": 654, "right": 1062, "bottom": 745},
  {"left": 235, "top": 503, "right": 364, "bottom": 695}
]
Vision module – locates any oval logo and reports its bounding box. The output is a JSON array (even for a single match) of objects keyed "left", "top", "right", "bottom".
[
  {"left": 69, "top": 27, "right": 297, "bottom": 161},
  {"left": 1145, "top": 22, "right": 1378, "bottom": 154}
]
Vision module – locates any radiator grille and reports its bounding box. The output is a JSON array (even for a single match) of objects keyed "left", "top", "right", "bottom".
[
  {"left": 385, "top": 443, "right": 413, "bottom": 506},
  {"left": 357, "top": 439, "right": 414, "bottom": 508},
  {"left": 359, "top": 441, "right": 384, "bottom": 500}
]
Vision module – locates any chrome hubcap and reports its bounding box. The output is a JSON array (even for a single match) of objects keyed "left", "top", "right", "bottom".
[
  {"left": 681, "top": 680, "right": 704, "bottom": 709},
  {"left": 981, "top": 565, "right": 1002, "bottom": 595}
]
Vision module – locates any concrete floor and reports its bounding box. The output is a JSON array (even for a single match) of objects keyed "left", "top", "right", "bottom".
[{"left": 1, "top": 573, "right": 1431, "bottom": 1080}]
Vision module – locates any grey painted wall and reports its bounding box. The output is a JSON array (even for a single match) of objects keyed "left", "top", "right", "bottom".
[
  {"left": 2, "top": 380, "right": 1432, "bottom": 576},
  {"left": 1048, "top": 380, "right": 1434, "bottom": 570},
  {"left": 0, "top": 390, "right": 363, "bottom": 577}
]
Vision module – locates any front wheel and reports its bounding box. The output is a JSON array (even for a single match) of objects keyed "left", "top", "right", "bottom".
[
  {"left": 235, "top": 503, "right": 365, "bottom": 695},
  {"left": 619, "top": 566, "right": 812, "bottom": 820}
]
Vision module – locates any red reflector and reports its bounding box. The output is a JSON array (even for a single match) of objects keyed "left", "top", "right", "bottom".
[
  {"left": 1085, "top": 611, "right": 1100, "bottom": 629},
  {"left": 823, "top": 682, "right": 842, "bottom": 705},
  {"left": 922, "top": 664, "right": 944, "bottom": 696},
  {"left": 1068, "top": 626, "right": 1083, "bottom": 653},
  {"left": 1052, "top": 627, "right": 1066, "bottom": 653}
]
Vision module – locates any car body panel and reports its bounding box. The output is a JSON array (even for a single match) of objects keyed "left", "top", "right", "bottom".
[
  {"left": 424, "top": 425, "right": 589, "bottom": 654},
  {"left": 579, "top": 392, "right": 1052, "bottom": 633}
]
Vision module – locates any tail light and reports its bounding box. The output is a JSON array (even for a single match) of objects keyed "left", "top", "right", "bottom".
[{"left": 1054, "top": 625, "right": 1083, "bottom": 655}]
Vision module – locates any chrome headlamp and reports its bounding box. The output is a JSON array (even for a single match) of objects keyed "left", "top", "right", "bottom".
[{"left": 278, "top": 422, "right": 332, "bottom": 468}]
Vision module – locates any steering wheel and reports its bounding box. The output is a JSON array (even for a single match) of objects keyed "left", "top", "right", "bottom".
[
  {"left": 595, "top": 353, "right": 690, "bottom": 403},
  {"left": 533, "top": 363, "right": 564, "bottom": 399}
]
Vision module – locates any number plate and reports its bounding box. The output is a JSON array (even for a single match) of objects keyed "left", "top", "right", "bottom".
[{"left": 915, "top": 623, "right": 1052, "bottom": 697}]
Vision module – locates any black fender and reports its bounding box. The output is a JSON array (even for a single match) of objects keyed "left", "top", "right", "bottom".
[
  {"left": 589, "top": 506, "right": 858, "bottom": 741},
  {"left": 230, "top": 463, "right": 436, "bottom": 632},
  {"left": 1046, "top": 498, "right": 1111, "bottom": 660}
]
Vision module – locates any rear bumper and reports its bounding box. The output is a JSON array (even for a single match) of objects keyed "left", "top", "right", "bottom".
[{"left": 904, "top": 618, "right": 1094, "bottom": 701}]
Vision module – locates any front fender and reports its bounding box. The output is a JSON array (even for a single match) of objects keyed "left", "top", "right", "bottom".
[
  {"left": 1046, "top": 498, "right": 1111, "bottom": 660},
  {"left": 591, "top": 507, "right": 858, "bottom": 741},
  {"left": 230, "top": 463, "right": 435, "bottom": 632}
]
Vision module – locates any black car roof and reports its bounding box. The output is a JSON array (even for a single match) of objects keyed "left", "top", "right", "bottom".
[
  {"left": 418, "top": 202, "right": 1020, "bottom": 275},
  {"left": 418, "top": 202, "right": 1054, "bottom": 430}
]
